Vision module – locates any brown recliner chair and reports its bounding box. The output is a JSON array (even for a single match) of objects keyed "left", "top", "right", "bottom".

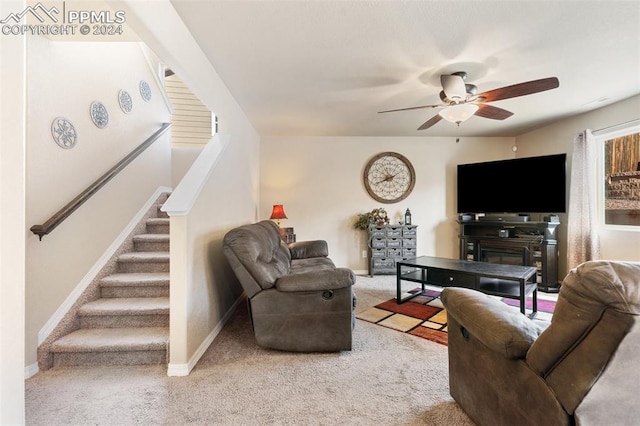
[
  {"left": 223, "top": 220, "right": 356, "bottom": 352},
  {"left": 441, "top": 260, "right": 640, "bottom": 426}
]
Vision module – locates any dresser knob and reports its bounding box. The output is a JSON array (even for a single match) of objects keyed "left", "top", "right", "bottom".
[{"left": 449, "top": 276, "right": 454, "bottom": 282}]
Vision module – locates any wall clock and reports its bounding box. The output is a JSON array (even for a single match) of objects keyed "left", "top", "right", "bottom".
[{"left": 363, "top": 152, "right": 416, "bottom": 204}]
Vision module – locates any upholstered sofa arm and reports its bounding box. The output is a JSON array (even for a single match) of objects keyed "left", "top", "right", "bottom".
[
  {"left": 441, "top": 287, "right": 544, "bottom": 359},
  {"left": 276, "top": 267, "right": 355, "bottom": 292},
  {"left": 288, "top": 240, "right": 329, "bottom": 259}
]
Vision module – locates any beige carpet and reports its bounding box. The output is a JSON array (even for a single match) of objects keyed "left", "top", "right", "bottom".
[{"left": 25, "top": 275, "right": 474, "bottom": 425}]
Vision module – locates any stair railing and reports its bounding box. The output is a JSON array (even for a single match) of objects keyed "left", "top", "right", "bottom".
[{"left": 30, "top": 122, "right": 171, "bottom": 240}]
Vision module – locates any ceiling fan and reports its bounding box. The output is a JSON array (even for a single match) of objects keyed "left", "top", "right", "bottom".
[{"left": 378, "top": 72, "right": 559, "bottom": 130}]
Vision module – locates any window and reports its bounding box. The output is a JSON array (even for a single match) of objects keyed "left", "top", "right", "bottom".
[{"left": 596, "top": 123, "right": 640, "bottom": 228}]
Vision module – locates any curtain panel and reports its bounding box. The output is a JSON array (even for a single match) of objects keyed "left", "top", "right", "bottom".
[{"left": 567, "top": 130, "right": 601, "bottom": 270}]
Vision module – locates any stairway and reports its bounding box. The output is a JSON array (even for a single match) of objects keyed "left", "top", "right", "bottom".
[{"left": 48, "top": 197, "right": 171, "bottom": 368}]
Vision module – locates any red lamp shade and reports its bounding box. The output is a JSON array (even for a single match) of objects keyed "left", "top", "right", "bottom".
[{"left": 269, "top": 204, "right": 288, "bottom": 222}]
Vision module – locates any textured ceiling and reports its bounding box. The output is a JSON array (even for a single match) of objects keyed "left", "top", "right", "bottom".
[{"left": 171, "top": 0, "right": 640, "bottom": 137}]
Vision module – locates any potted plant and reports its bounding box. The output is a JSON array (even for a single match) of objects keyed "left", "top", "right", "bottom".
[
  {"left": 354, "top": 208, "right": 388, "bottom": 230},
  {"left": 354, "top": 212, "right": 372, "bottom": 230}
]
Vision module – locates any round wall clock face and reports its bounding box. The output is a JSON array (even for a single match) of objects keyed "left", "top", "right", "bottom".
[{"left": 363, "top": 152, "right": 416, "bottom": 204}]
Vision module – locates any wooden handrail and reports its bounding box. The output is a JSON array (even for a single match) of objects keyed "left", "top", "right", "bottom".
[{"left": 31, "top": 122, "right": 171, "bottom": 240}]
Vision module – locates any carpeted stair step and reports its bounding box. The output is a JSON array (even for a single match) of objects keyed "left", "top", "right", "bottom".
[
  {"left": 156, "top": 203, "right": 169, "bottom": 219},
  {"left": 158, "top": 192, "right": 171, "bottom": 203},
  {"left": 100, "top": 272, "right": 170, "bottom": 298},
  {"left": 133, "top": 234, "right": 170, "bottom": 252},
  {"left": 117, "top": 252, "right": 169, "bottom": 273},
  {"left": 78, "top": 297, "right": 169, "bottom": 328},
  {"left": 50, "top": 327, "right": 169, "bottom": 367},
  {"left": 40, "top": 192, "right": 174, "bottom": 371},
  {"left": 146, "top": 217, "right": 169, "bottom": 234}
]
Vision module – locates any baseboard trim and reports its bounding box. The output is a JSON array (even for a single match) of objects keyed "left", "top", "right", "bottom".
[
  {"left": 24, "top": 362, "right": 39, "bottom": 379},
  {"left": 37, "top": 186, "right": 173, "bottom": 345},
  {"left": 353, "top": 269, "right": 368, "bottom": 275},
  {"left": 167, "top": 293, "right": 245, "bottom": 377}
]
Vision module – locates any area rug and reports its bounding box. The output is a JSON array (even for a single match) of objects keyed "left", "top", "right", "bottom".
[{"left": 357, "top": 288, "right": 556, "bottom": 346}]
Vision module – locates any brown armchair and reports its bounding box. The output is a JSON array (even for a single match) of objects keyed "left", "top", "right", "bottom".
[{"left": 441, "top": 260, "right": 640, "bottom": 426}]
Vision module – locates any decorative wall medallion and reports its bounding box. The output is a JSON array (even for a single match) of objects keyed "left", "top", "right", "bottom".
[
  {"left": 118, "top": 89, "right": 133, "bottom": 114},
  {"left": 51, "top": 117, "right": 77, "bottom": 149},
  {"left": 139, "top": 80, "right": 152, "bottom": 102},
  {"left": 90, "top": 101, "right": 109, "bottom": 128}
]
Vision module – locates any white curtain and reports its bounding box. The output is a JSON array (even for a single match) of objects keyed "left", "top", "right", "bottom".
[{"left": 567, "top": 129, "right": 601, "bottom": 270}]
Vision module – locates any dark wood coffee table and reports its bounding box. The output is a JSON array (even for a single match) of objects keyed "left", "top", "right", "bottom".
[{"left": 396, "top": 256, "right": 538, "bottom": 316}]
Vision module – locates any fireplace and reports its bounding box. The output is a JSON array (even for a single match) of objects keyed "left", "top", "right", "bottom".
[
  {"left": 480, "top": 246, "right": 529, "bottom": 267},
  {"left": 459, "top": 219, "right": 560, "bottom": 292}
]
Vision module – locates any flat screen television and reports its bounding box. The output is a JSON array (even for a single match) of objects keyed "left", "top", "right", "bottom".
[{"left": 457, "top": 153, "right": 567, "bottom": 214}]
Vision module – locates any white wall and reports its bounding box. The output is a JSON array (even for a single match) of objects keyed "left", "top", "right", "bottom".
[
  {"left": 261, "top": 136, "right": 515, "bottom": 272},
  {"left": 0, "top": 0, "right": 26, "bottom": 422},
  {"left": 171, "top": 146, "right": 203, "bottom": 188},
  {"left": 25, "top": 37, "right": 172, "bottom": 366},
  {"left": 114, "top": 0, "right": 260, "bottom": 372},
  {"left": 165, "top": 136, "right": 257, "bottom": 374},
  {"left": 516, "top": 94, "right": 640, "bottom": 276}
]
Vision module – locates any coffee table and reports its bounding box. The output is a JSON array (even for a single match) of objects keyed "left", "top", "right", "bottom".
[{"left": 396, "top": 256, "right": 538, "bottom": 316}]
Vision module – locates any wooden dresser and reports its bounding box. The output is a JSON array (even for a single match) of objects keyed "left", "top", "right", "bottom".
[{"left": 368, "top": 224, "right": 418, "bottom": 275}]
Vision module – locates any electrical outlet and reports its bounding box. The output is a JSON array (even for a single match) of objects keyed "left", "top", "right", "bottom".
[{"left": 362, "top": 250, "right": 368, "bottom": 258}]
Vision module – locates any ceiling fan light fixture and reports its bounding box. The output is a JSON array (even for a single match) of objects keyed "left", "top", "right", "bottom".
[{"left": 438, "top": 103, "right": 479, "bottom": 124}]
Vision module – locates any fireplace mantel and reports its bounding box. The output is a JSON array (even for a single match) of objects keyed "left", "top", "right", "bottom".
[{"left": 458, "top": 219, "right": 560, "bottom": 292}]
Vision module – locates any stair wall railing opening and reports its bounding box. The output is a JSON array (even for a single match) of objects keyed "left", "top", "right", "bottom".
[
  {"left": 164, "top": 68, "right": 216, "bottom": 147},
  {"left": 30, "top": 122, "right": 171, "bottom": 240}
]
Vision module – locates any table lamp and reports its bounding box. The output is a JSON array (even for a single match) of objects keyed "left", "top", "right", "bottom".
[{"left": 269, "top": 204, "right": 288, "bottom": 226}]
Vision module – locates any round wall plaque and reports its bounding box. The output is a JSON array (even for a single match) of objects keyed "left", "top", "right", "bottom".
[
  {"left": 51, "top": 117, "right": 77, "bottom": 149},
  {"left": 139, "top": 80, "right": 152, "bottom": 102},
  {"left": 90, "top": 101, "right": 109, "bottom": 128},
  {"left": 118, "top": 89, "right": 133, "bottom": 114}
]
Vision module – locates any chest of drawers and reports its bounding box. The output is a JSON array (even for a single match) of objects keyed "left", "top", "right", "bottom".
[{"left": 368, "top": 224, "right": 418, "bottom": 275}]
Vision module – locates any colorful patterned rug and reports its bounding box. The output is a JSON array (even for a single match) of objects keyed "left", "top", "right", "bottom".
[{"left": 357, "top": 288, "right": 556, "bottom": 346}]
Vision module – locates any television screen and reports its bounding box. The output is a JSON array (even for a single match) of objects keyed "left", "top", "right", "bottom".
[{"left": 457, "top": 154, "right": 567, "bottom": 214}]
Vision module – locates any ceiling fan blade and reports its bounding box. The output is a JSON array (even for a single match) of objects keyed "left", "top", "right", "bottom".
[
  {"left": 417, "top": 114, "right": 443, "bottom": 130},
  {"left": 441, "top": 74, "right": 467, "bottom": 101},
  {"left": 478, "top": 77, "right": 559, "bottom": 103},
  {"left": 378, "top": 104, "right": 442, "bottom": 114},
  {"left": 474, "top": 104, "right": 514, "bottom": 120}
]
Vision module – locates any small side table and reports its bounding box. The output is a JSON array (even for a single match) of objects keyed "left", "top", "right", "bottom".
[{"left": 281, "top": 227, "right": 296, "bottom": 244}]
